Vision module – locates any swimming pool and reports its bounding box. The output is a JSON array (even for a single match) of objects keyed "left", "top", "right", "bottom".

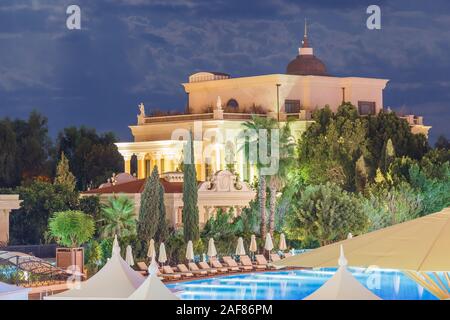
[{"left": 167, "top": 268, "right": 438, "bottom": 300}]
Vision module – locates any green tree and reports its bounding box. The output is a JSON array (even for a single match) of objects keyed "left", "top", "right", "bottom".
[
  {"left": 355, "top": 155, "right": 368, "bottom": 192},
  {"left": 366, "top": 110, "right": 429, "bottom": 166},
  {"left": 268, "top": 121, "right": 295, "bottom": 236},
  {"left": 363, "top": 182, "right": 423, "bottom": 231},
  {"left": 48, "top": 210, "right": 95, "bottom": 247},
  {"left": 286, "top": 183, "right": 368, "bottom": 246},
  {"left": 242, "top": 116, "right": 278, "bottom": 239},
  {"left": 297, "top": 104, "right": 368, "bottom": 191},
  {"left": 182, "top": 134, "right": 200, "bottom": 242},
  {"left": 13, "top": 111, "right": 53, "bottom": 183},
  {"left": 380, "top": 138, "right": 395, "bottom": 174},
  {"left": 56, "top": 126, "right": 123, "bottom": 190},
  {"left": 10, "top": 181, "right": 79, "bottom": 244},
  {"left": 84, "top": 240, "right": 102, "bottom": 276},
  {"left": 54, "top": 152, "right": 76, "bottom": 191},
  {"left": 0, "top": 120, "right": 17, "bottom": 187},
  {"left": 100, "top": 195, "right": 136, "bottom": 239},
  {"left": 155, "top": 183, "right": 169, "bottom": 242},
  {"left": 78, "top": 195, "right": 102, "bottom": 236},
  {"left": 137, "top": 166, "right": 160, "bottom": 243},
  {"left": 435, "top": 135, "right": 449, "bottom": 150}
]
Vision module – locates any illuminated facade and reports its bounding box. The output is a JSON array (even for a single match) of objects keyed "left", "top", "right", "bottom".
[{"left": 115, "top": 29, "right": 430, "bottom": 182}]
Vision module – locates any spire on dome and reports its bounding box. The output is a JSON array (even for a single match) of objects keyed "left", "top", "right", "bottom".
[
  {"left": 286, "top": 20, "right": 328, "bottom": 76},
  {"left": 302, "top": 18, "right": 309, "bottom": 48}
]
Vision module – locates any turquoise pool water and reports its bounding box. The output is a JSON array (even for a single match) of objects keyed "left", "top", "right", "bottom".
[{"left": 167, "top": 268, "right": 438, "bottom": 300}]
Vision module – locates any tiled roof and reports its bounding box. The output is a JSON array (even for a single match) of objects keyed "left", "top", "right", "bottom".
[{"left": 83, "top": 178, "right": 187, "bottom": 195}]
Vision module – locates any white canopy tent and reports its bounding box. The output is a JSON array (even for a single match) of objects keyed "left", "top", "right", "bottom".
[
  {"left": 0, "top": 282, "right": 30, "bottom": 300},
  {"left": 128, "top": 273, "right": 179, "bottom": 300},
  {"left": 46, "top": 236, "right": 144, "bottom": 300},
  {"left": 304, "top": 246, "right": 381, "bottom": 300}
]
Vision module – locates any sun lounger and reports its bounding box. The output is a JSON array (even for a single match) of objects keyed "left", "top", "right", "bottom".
[
  {"left": 270, "top": 253, "right": 281, "bottom": 262},
  {"left": 136, "top": 261, "right": 167, "bottom": 279},
  {"left": 210, "top": 259, "right": 232, "bottom": 273},
  {"left": 198, "top": 261, "right": 219, "bottom": 274},
  {"left": 161, "top": 266, "right": 183, "bottom": 280},
  {"left": 136, "top": 261, "right": 149, "bottom": 275},
  {"left": 241, "top": 255, "right": 265, "bottom": 270},
  {"left": 223, "top": 256, "right": 251, "bottom": 271},
  {"left": 177, "top": 264, "right": 203, "bottom": 277},
  {"left": 255, "top": 254, "right": 270, "bottom": 269},
  {"left": 187, "top": 262, "right": 209, "bottom": 276}
]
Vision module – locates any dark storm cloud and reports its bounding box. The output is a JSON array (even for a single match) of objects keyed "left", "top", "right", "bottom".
[{"left": 0, "top": 0, "right": 449, "bottom": 142}]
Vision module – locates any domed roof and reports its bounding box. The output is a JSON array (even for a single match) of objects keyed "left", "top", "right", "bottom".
[
  {"left": 286, "top": 54, "right": 328, "bottom": 76},
  {"left": 286, "top": 21, "right": 328, "bottom": 76}
]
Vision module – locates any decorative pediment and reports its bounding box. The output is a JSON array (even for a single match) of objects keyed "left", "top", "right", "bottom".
[{"left": 198, "top": 170, "right": 250, "bottom": 192}]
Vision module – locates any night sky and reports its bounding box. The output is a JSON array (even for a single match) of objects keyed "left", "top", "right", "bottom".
[{"left": 0, "top": 0, "right": 449, "bottom": 143}]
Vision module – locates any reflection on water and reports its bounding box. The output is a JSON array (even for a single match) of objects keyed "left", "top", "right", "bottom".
[{"left": 167, "top": 268, "right": 438, "bottom": 300}]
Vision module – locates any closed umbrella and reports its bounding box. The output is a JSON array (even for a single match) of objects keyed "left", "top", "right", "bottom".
[
  {"left": 158, "top": 243, "right": 167, "bottom": 265},
  {"left": 125, "top": 245, "right": 134, "bottom": 266},
  {"left": 147, "top": 239, "right": 155, "bottom": 259},
  {"left": 279, "top": 233, "right": 287, "bottom": 251},
  {"left": 112, "top": 235, "right": 120, "bottom": 256},
  {"left": 207, "top": 238, "right": 217, "bottom": 258},
  {"left": 265, "top": 233, "right": 274, "bottom": 252},
  {"left": 235, "top": 237, "right": 246, "bottom": 256},
  {"left": 249, "top": 235, "right": 257, "bottom": 253},
  {"left": 186, "top": 240, "right": 195, "bottom": 262}
]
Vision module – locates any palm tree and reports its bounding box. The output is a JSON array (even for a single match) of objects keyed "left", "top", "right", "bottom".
[
  {"left": 100, "top": 195, "right": 137, "bottom": 239},
  {"left": 268, "top": 121, "right": 295, "bottom": 236},
  {"left": 242, "top": 115, "right": 278, "bottom": 240}
]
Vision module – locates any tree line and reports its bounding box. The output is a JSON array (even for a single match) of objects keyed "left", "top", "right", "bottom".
[{"left": 0, "top": 110, "right": 123, "bottom": 190}]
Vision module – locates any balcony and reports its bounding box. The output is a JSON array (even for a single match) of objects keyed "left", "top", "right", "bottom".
[{"left": 400, "top": 114, "right": 424, "bottom": 126}]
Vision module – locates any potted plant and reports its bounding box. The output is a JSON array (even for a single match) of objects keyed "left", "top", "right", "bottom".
[{"left": 48, "top": 210, "right": 95, "bottom": 274}]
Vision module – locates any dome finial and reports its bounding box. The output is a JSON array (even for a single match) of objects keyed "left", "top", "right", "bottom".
[
  {"left": 304, "top": 18, "right": 308, "bottom": 38},
  {"left": 301, "top": 18, "right": 310, "bottom": 48}
]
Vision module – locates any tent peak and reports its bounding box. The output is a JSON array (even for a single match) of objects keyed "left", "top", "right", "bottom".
[
  {"left": 338, "top": 245, "right": 347, "bottom": 267},
  {"left": 112, "top": 235, "right": 120, "bottom": 256}
]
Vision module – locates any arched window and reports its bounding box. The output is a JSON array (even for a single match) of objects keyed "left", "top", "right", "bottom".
[{"left": 226, "top": 99, "right": 239, "bottom": 109}]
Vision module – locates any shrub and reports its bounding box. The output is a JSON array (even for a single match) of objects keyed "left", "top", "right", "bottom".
[{"left": 285, "top": 183, "right": 368, "bottom": 245}]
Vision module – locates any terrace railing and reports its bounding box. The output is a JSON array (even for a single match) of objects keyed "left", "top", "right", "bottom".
[{"left": 143, "top": 112, "right": 267, "bottom": 124}]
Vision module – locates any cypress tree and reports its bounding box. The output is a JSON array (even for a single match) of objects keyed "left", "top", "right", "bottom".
[
  {"left": 355, "top": 155, "right": 368, "bottom": 193},
  {"left": 137, "top": 166, "right": 160, "bottom": 244},
  {"left": 155, "top": 183, "right": 169, "bottom": 242},
  {"left": 380, "top": 138, "right": 396, "bottom": 173},
  {"left": 0, "top": 120, "right": 17, "bottom": 187},
  {"left": 182, "top": 134, "right": 200, "bottom": 242},
  {"left": 54, "top": 152, "right": 76, "bottom": 191}
]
